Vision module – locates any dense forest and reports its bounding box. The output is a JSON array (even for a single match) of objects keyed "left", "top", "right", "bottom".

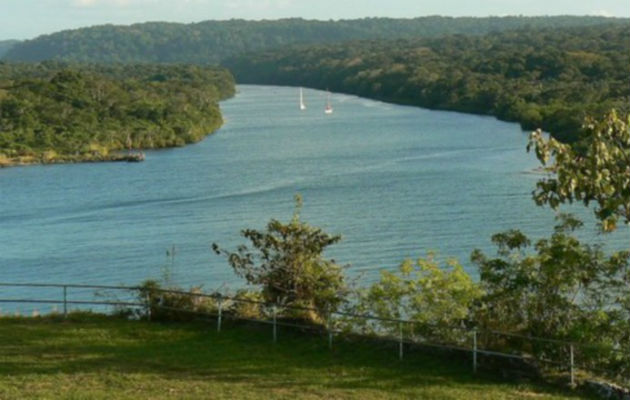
[
  {"left": 1, "top": 17, "right": 628, "bottom": 161},
  {"left": 0, "top": 62, "right": 235, "bottom": 166},
  {"left": 0, "top": 40, "right": 19, "bottom": 58},
  {"left": 3, "top": 16, "right": 626, "bottom": 64},
  {"left": 224, "top": 24, "right": 630, "bottom": 142}
]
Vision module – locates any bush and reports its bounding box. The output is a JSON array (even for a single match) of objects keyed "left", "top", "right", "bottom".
[
  {"left": 138, "top": 280, "right": 218, "bottom": 322},
  {"left": 351, "top": 254, "right": 482, "bottom": 343},
  {"left": 212, "top": 195, "right": 349, "bottom": 324},
  {"left": 471, "top": 214, "right": 629, "bottom": 370}
]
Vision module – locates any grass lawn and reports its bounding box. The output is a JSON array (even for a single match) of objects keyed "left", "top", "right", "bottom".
[{"left": 0, "top": 314, "right": 596, "bottom": 399}]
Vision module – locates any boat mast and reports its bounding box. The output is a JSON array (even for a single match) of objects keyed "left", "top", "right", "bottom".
[
  {"left": 325, "top": 90, "right": 333, "bottom": 114},
  {"left": 300, "top": 88, "right": 306, "bottom": 110}
]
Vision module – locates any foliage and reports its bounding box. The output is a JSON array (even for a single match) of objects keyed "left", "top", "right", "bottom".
[
  {"left": 471, "top": 215, "right": 629, "bottom": 352},
  {"left": 525, "top": 110, "right": 630, "bottom": 376},
  {"left": 227, "top": 289, "right": 266, "bottom": 320},
  {"left": 138, "top": 280, "right": 218, "bottom": 322},
  {"left": 3, "top": 16, "right": 625, "bottom": 64},
  {"left": 212, "top": 195, "right": 348, "bottom": 322},
  {"left": 225, "top": 24, "right": 630, "bottom": 142},
  {"left": 135, "top": 280, "right": 269, "bottom": 322},
  {"left": 0, "top": 40, "right": 18, "bottom": 58},
  {"left": 0, "top": 62, "right": 235, "bottom": 165},
  {"left": 353, "top": 254, "right": 482, "bottom": 341},
  {"left": 528, "top": 110, "right": 630, "bottom": 231}
]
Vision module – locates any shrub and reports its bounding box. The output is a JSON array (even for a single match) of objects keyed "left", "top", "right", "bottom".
[
  {"left": 351, "top": 254, "right": 482, "bottom": 343},
  {"left": 138, "top": 280, "right": 218, "bottom": 322},
  {"left": 212, "top": 195, "right": 348, "bottom": 324}
]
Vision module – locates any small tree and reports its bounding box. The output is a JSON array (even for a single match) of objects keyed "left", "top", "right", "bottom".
[{"left": 212, "top": 195, "right": 348, "bottom": 322}]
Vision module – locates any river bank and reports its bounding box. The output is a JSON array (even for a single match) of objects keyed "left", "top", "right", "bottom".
[{"left": 0, "top": 152, "right": 147, "bottom": 168}]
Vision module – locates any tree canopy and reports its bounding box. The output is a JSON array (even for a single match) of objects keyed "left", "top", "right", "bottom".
[
  {"left": 0, "top": 62, "right": 235, "bottom": 166},
  {"left": 528, "top": 110, "right": 630, "bottom": 232},
  {"left": 0, "top": 40, "right": 19, "bottom": 58},
  {"left": 225, "top": 24, "right": 630, "bottom": 143},
  {"left": 3, "top": 16, "right": 625, "bottom": 64}
]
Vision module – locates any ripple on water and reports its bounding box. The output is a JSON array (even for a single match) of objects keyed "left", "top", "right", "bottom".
[{"left": 0, "top": 85, "right": 626, "bottom": 292}]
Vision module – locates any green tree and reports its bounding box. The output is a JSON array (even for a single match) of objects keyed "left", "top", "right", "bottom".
[
  {"left": 471, "top": 215, "right": 629, "bottom": 348},
  {"left": 212, "top": 195, "right": 348, "bottom": 322},
  {"left": 225, "top": 24, "right": 629, "bottom": 143},
  {"left": 0, "top": 62, "right": 235, "bottom": 165},
  {"left": 528, "top": 110, "right": 630, "bottom": 233},
  {"left": 355, "top": 254, "right": 482, "bottom": 342},
  {"left": 527, "top": 111, "right": 630, "bottom": 376}
]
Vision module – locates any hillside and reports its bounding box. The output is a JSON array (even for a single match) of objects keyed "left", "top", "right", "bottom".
[
  {"left": 224, "top": 24, "right": 630, "bottom": 142},
  {"left": 0, "top": 40, "right": 19, "bottom": 58},
  {"left": 2, "top": 16, "right": 627, "bottom": 64},
  {"left": 0, "top": 314, "right": 597, "bottom": 400},
  {"left": 0, "top": 63, "right": 235, "bottom": 166}
]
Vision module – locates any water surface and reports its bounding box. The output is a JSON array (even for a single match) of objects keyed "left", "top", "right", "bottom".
[{"left": 1, "top": 85, "right": 625, "bottom": 299}]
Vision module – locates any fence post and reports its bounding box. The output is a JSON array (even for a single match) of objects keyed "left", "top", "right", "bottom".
[
  {"left": 473, "top": 329, "right": 478, "bottom": 373},
  {"left": 63, "top": 285, "right": 67, "bottom": 318},
  {"left": 399, "top": 321, "right": 403, "bottom": 361},
  {"left": 272, "top": 305, "right": 277, "bottom": 343},
  {"left": 327, "top": 307, "right": 333, "bottom": 350},
  {"left": 217, "top": 295, "right": 222, "bottom": 332},
  {"left": 570, "top": 344, "right": 575, "bottom": 387},
  {"left": 145, "top": 293, "right": 152, "bottom": 321}
]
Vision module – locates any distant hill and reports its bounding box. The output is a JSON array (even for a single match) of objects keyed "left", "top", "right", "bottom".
[
  {"left": 0, "top": 40, "right": 19, "bottom": 58},
  {"left": 3, "top": 16, "right": 627, "bottom": 64},
  {"left": 224, "top": 24, "right": 630, "bottom": 143}
]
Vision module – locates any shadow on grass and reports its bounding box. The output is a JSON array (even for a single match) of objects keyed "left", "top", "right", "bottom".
[{"left": 0, "top": 314, "right": 593, "bottom": 399}]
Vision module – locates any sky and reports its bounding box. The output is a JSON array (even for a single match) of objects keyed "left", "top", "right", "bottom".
[{"left": 1, "top": 0, "right": 629, "bottom": 41}]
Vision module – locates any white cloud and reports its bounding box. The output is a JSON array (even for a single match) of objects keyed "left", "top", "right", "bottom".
[
  {"left": 71, "top": 0, "right": 142, "bottom": 7},
  {"left": 593, "top": 9, "right": 612, "bottom": 17},
  {"left": 72, "top": 0, "right": 98, "bottom": 6},
  {"left": 225, "top": 0, "right": 294, "bottom": 11}
]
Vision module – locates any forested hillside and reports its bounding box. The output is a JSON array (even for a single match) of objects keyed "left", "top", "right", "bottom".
[
  {"left": 0, "top": 40, "right": 19, "bottom": 58},
  {"left": 225, "top": 24, "right": 630, "bottom": 142},
  {"left": 3, "top": 16, "right": 626, "bottom": 64},
  {"left": 0, "top": 63, "right": 235, "bottom": 166}
]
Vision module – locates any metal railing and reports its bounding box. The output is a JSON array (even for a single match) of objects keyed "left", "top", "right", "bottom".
[{"left": 0, "top": 282, "right": 627, "bottom": 389}]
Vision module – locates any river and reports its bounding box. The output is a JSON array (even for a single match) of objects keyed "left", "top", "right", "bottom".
[{"left": 0, "top": 85, "right": 625, "bottom": 302}]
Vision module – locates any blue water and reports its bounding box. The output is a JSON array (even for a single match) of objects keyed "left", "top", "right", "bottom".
[{"left": 0, "top": 85, "right": 626, "bottom": 298}]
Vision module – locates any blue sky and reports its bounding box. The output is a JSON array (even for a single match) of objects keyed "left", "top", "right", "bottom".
[{"left": 2, "top": 0, "right": 629, "bottom": 40}]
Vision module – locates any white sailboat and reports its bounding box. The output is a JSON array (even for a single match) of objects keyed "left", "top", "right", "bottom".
[
  {"left": 299, "top": 87, "right": 306, "bottom": 110},
  {"left": 324, "top": 90, "right": 333, "bottom": 114}
]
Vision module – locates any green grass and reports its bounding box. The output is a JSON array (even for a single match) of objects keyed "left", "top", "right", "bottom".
[{"left": 0, "top": 313, "right": 596, "bottom": 399}]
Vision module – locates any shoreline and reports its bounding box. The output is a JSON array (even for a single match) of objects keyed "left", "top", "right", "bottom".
[
  {"left": 0, "top": 119, "right": 225, "bottom": 169},
  {"left": 0, "top": 152, "right": 146, "bottom": 169}
]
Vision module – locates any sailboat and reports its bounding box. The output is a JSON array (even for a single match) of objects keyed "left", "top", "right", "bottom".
[
  {"left": 324, "top": 90, "right": 333, "bottom": 114},
  {"left": 299, "top": 87, "right": 306, "bottom": 110}
]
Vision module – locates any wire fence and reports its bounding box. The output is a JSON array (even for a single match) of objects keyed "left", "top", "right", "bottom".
[{"left": 0, "top": 282, "right": 628, "bottom": 389}]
